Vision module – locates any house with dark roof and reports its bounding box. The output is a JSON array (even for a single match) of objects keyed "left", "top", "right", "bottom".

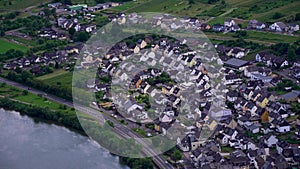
[
  {"left": 287, "top": 23, "right": 299, "bottom": 32},
  {"left": 269, "top": 22, "right": 288, "bottom": 32},
  {"left": 224, "top": 58, "right": 249, "bottom": 71},
  {"left": 212, "top": 24, "right": 225, "bottom": 32}
]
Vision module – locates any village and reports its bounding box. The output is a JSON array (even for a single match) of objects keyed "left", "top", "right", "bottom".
[{"left": 1, "top": 1, "right": 300, "bottom": 169}]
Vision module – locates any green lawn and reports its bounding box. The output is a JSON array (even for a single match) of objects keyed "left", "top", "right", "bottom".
[
  {"left": 0, "top": 83, "right": 70, "bottom": 111},
  {"left": 0, "top": 38, "right": 29, "bottom": 53},
  {"left": 0, "top": 0, "right": 51, "bottom": 11},
  {"left": 39, "top": 71, "right": 73, "bottom": 90},
  {"left": 36, "top": 69, "right": 70, "bottom": 81},
  {"left": 220, "top": 146, "right": 235, "bottom": 153},
  {"left": 5, "top": 35, "right": 37, "bottom": 47},
  {"left": 205, "top": 30, "right": 298, "bottom": 45},
  {"left": 115, "top": 0, "right": 299, "bottom": 23}
]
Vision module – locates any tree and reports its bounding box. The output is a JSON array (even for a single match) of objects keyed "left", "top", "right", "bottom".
[
  {"left": 188, "top": 0, "right": 195, "bottom": 5},
  {"left": 76, "top": 32, "right": 89, "bottom": 42},
  {"left": 272, "top": 12, "right": 284, "bottom": 19},
  {"left": 22, "top": 90, "right": 28, "bottom": 96},
  {"left": 68, "top": 27, "right": 75, "bottom": 36},
  {"left": 0, "top": 30, "right": 4, "bottom": 37},
  {"left": 295, "top": 13, "right": 300, "bottom": 21},
  {"left": 171, "top": 149, "right": 182, "bottom": 162},
  {"left": 287, "top": 47, "right": 297, "bottom": 62}
]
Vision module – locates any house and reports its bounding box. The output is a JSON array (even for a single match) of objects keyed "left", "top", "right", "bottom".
[
  {"left": 287, "top": 23, "right": 299, "bottom": 32},
  {"left": 69, "top": 4, "right": 87, "bottom": 11},
  {"left": 277, "top": 120, "right": 290, "bottom": 133},
  {"left": 244, "top": 122, "right": 261, "bottom": 134},
  {"left": 256, "top": 22, "right": 266, "bottom": 30},
  {"left": 276, "top": 140, "right": 290, "bottom": 154},
  {"left": 217, "top": 133, "right": 228, "bottom": 145},
  {"left": 224, "top": 58, "right": 249, "bottom": 71},
  {"left": 280, "top": 90, "right": 300, "bottom": 102},
  {"left": 238, "top": 116, "right": 250, "bottom": 126},
  {"left": 226, "top": 90, "right": 238, "bottom": 102},
  {"left": 48, "top": 2, "right": 62, "bottom": 8},
  {"left": 227, "top": 47, "right": 245, "bottom": 58},
  {"left": 256, "top": 95, "right": 269, "bottom": 108},
  {"left": 250, "top": 73, "right": 272, "bottom": 83},
  {"left": 225, "top": 74, "right": 242, "bottom": 85},
  {"left": 230, "top": 151, "right": 250, "bottom": 168},
  {"left": 177, "top": 135, "right": 190, "bottom": 152},
  {"left": 264, "top": 134, "right": 278, "bottom": 147},
  {"left": 272, "top": 56, "right": 289, "bottom": 68},
  {"left": 231, "top": 25, "right": 240, "bottom": 32},
  {"left": 212, "top": 24, "right": 225, "bottom": 32},
  {"left": 255, "top": 51, "right": 288, "bottom": 68},
  {"left": 224, "top": 19, "right": 236, "bottom": 27},
  {"left": 255, "top": 51, "right": 273, "bottom": 62},
  {"left": 269, "top": 22, "right": 287, "bottom": 32},
  {"left": 296, "top": 116, "right": 300, "bottom": 126},
  {"left": 86, "top": 79, "right": 96, "bottom": 88},
  {"left": 81, "top": 24, "right": 96, "bottom": 33},
  {"left": 244, "top": 66, "right": 271, "bottom": 78},
  {"left": 199, "top": 23, "right": 211, "bottom": 30}
]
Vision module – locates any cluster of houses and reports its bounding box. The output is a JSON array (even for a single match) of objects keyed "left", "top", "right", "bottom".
[
  {"left": 8, "top": 3, "right": 299, "bottom": 167},
  {"left": 57, "top": 17, "right": 97, "bottom": 33},
  {"left": 38, "top": 27, "right": 67, "bottom": 40},
  {"left": 247, "top": 20, "right": 299, "bottom": 33},
  {"left": 215, "top": 44, "right": 248, "bottom": 59},
  {"left": 151, "top": 14, "right": 211, "bottom": 31},
  {"left": 47, "top": 2, "right": 121, "bottom": 13},
  {"left": 3, "top": 44, "right": 83, "bottom": 75},
  {"left": 46, "top": 2, "right": 123, "bottom": 34},
  {"left": 212, "top": 19, "right": 241, "bottom": 32},
  {"left": 75, "top": 14, "right": 300, "bottom": 168},
  {"left": 176, "top": 63, "right": 300, "bottom": 168},
  {"left": 211, "top": 18, "right": 299, "bottom": 34}
]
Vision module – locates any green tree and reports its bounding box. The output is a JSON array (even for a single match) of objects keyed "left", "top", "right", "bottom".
[
  {"left": 22, "top": 90, "right": 28, "bottom": 96},
  {"left": 295, "top": 13, "right": 300, "bottom": 21},
  {"left": 76, "top": 32, "right": 89, "bottom": 42},
  {"left": 272, "top": 12, "right": 284, "bottom": 19},
  {"left": 171, "top": 149, "right": 182, "bottom": 162},
  {"left": 188, "top": 0, "right": 195, "bottom": 5},
  {"left": 287, "top": 47, "right": 297, "bottom": 62},
  {"left": 68, "top": 27, "right": 75, "bottom": 36}
]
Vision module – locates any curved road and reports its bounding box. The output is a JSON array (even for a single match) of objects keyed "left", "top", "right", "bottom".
[{"left": 0, "top": 77, "right": 174, "bottom": 169}]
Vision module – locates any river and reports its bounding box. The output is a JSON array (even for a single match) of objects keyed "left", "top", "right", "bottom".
[{"left": 0, "top": 108, "right": 129, "bottom": 169}]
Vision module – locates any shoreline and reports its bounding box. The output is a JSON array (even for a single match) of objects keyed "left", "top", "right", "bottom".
[{"left": 0, "top": 106, "right": 130, "bottom": 168}]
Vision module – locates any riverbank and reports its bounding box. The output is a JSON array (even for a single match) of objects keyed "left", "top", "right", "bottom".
[
  {"left": 0, "top": 81, "right": 155, "bottom": 169},
  {"left": 0, "top": 108, "right": 129, "bottom": 169}
]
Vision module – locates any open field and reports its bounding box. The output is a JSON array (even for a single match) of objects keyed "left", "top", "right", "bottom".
[
  {"left": 0, "top": 38, "right": 29, "bottom": 53},
  {"left": 0, "top": 83, "right": 71, "bottom": 111},
  {"left": 4, "top": 35, "right": 37, "bottom": 47},
  {"left": 205, "top": 31, "right": 299, "bottom": 45},
  {"left": 117, "top": 0, "right": 299, "bottom": 23},
  {"left": 38, "top": 70, "right": 73, "bottom": 90},
  {"left": 0, "top": 0, "right": 51, "bottom": 11},
  {"left": 36, "top": 69, "right": 71, "bottom": 81}
]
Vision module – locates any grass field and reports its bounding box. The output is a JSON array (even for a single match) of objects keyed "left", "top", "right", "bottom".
[
  {"left": 5, "top": 35, "right": 37, "bottom": 47},
  {"left": 0, "top": 83, "right": 70, "bottom": 111},
  {"left": 37, "top": 69, "right": 70, "bottom": 81},
  {"left": 0, "top": 0, "right": 51, "bottom": 11},
  {"left": 37, "top": 70, "right": 73, "bottom": 90},
  {"left": 117, "top": 0, "right": 300, "bottom": 23},
  {"left": 205, "top": 30, "right": 298, "bottom": 45},
  {"left": 0, "top": 38, "right": 29, "bottom": 53}
]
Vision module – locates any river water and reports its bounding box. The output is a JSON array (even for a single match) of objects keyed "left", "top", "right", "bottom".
[{"left": 0, "top": 109, "right": 129, "bottom": 169}]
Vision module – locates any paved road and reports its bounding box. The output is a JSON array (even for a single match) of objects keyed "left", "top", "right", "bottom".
[{"left": 0, "top": 77, "right": 174, "bottom": 169}]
